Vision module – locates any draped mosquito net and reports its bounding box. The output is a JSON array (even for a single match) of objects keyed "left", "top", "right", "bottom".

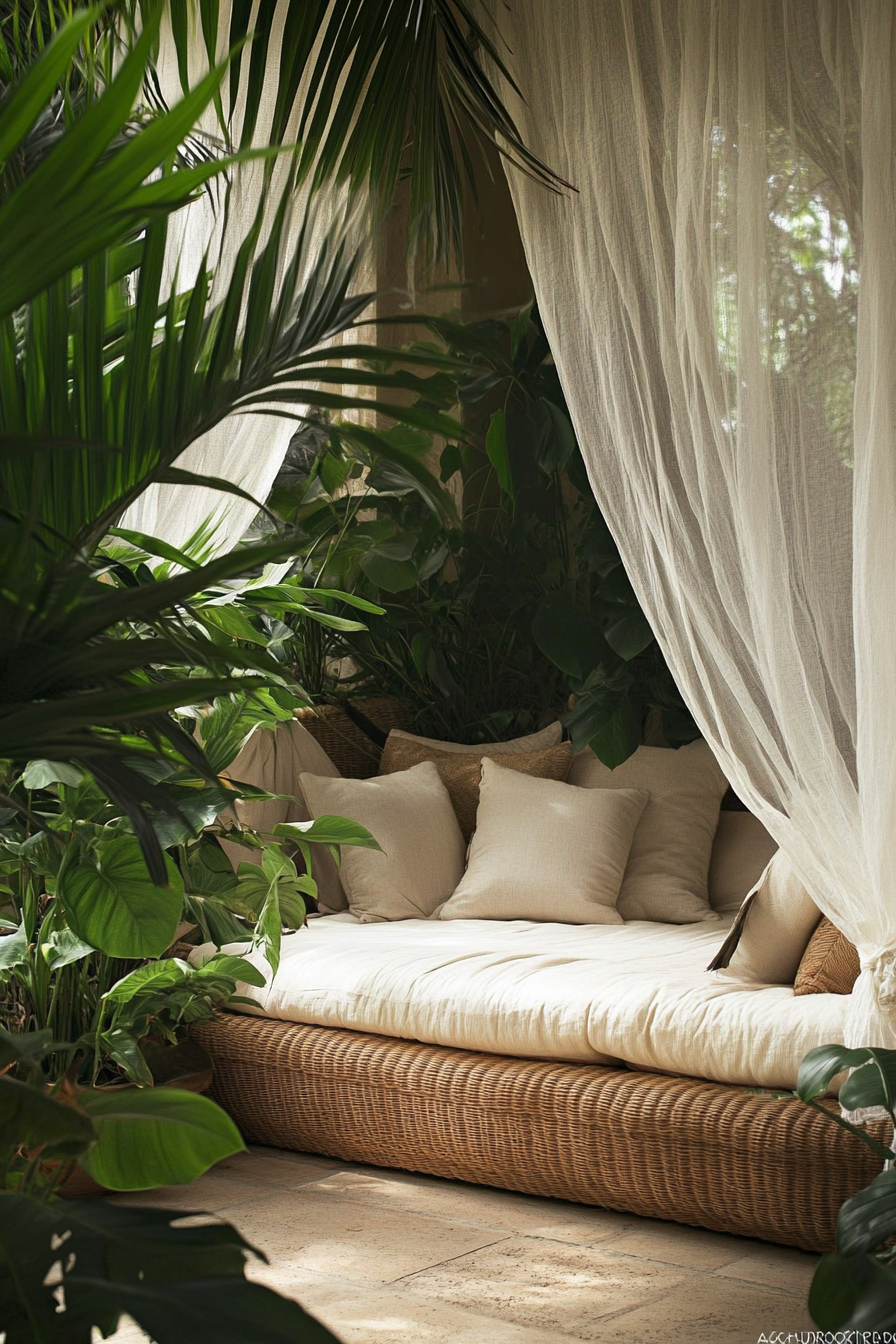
[{"left": 491, "top": 0, "right": 896, "bottom": 1047}]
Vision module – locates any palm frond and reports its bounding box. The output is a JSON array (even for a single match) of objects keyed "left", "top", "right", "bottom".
[
  {"left": 186, "top": 0, "right": 569, "bottom": 264},
  {"left": 0, "top": 185, "right": 465, "bottom": 554}
]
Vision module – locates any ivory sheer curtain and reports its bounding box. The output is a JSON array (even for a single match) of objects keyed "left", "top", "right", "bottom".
[
  {"left": 493, "top": 0, "right": 896, "bottom": 1047},
  {"left": 123, "top": 1, "right": 372, "bottom": 555}
]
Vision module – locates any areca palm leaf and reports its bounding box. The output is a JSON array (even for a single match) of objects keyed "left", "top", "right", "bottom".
[
  {"left": 0, "top": 7, "right": 262, "bottom": 319},
  {"left": 185, "top": 0, "right": 568, "bottom": 262},
  {"left": 0, "top": 524, "right": 316, "bottom": 878},
  {"left": 0, "top": 183, "right": 464, "bottom": 556}
]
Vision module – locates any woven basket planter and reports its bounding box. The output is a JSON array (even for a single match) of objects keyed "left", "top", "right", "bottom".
[
  {"left": 193, "top": 1013, "right": 884, "bottom": 1253},
  {"left": 295, "top": 697, "right": 410, "bottom": 778}
]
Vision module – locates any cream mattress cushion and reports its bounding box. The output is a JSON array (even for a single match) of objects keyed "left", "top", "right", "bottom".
[{"left": 215, "top": 914, "right": 849, "bottom": 1091}]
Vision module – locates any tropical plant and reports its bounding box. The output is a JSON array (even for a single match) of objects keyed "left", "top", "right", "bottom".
[
  {"left": 789, "top": 1044, "right": 896, "bottom": 1332},
  {"left": 265, "top": 308, "right": 697, "bottom": 762},
  {"left": 0, "top": 743, "right": 379, "bottom": 1085},
  {"left": 0, "top": 1025, "right": 340, "bottom": 1342},
  {"left": 0, "top": 3, "right": 559, "bottom": 1338}
]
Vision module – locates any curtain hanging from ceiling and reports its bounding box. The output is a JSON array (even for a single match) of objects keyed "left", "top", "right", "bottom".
[
  {"left": 492, "top": 0, "right": 896, "bottom": 1047},
  {"left": 123, "top": 1, "right": 373, "bottom": 556}
]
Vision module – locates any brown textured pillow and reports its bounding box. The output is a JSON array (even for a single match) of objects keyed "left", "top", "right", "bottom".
[
  {"left": 793, "top": 917, "right": 861, "bottom": 996},
  {"left": 379, "top": 735, "right": 572, "bottom": 841}
]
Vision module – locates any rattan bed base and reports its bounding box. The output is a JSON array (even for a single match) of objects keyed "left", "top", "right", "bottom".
[{"left": 193, "top": 1012, "right": 882, "bottom": 1253}]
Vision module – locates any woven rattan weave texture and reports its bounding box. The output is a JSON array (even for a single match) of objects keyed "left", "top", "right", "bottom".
[
  {"left": 294, "top": 698, "right": 409, "bottom": 778},
  {"left": 193, "top": 1013, "right": 880, "bottom": 1252}
]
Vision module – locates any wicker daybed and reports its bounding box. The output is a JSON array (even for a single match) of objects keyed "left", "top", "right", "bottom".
[
  {"left": 200, "top": 705, "right": 881, "bottom": 1254},
  {"left": 194, "top": 1013, "right": 880, "bottom": 1254}
]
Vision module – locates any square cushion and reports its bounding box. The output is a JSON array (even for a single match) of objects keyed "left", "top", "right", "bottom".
[
  {"left": 220, "top": 718, "right": 347, "bottom": 913},
  {"left": 708, "top": 812, "right": 779, "bottom": 914},
  {"left": 711, "top": 850, "right": 821, "bottom": 984},
  {"left": 793, "top": 918, "right": 860, "bottom": 996},
  {"left": 568, "top": 741, "right": 728, "bottom": 923},
  {"left": 387, "top": 722, "right": 562, "bottom": 755},
  {"left": 299, "top": 761, "right": 465, "bottom": 923},
  {"left": 440, "top": 758, "right": 648, "bottom": 924},
  {"left": 380, "top": 734, "right": 571, "bottom": 841}
]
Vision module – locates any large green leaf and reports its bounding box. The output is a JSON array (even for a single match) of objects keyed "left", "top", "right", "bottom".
[
  {"left": 274, "top": 816, "right": 381, "bottom": 849},
  {"left": 485, "top": 409, "right": 513, "bottom": 498},
  {"left": 840, "top": 1051, "right": 896, "bottom": 1117},
  {"left": 58, "top": 837, "right": 184, "bottom": 959},
  {"left": 837, "top": 1169, "right": 896, "bottom": 1256},
  {"left": 77, "top": 1086, "right": 244, "bottom": 1190},
  {"left": 797, "top": 1044, "right": 873, "bottom": 1103},
  {"left": 0, "top": 1194, "right": 340, "bottom": 1343},
  {"left": 809, "top": 1252, "right": 896, "bottom": 1331},
  {"left": 532, "top": 590, "right": 607, "bottom": 680},
  {"left": 67, "top": 1277, "right": 340, "bottom": 1343},
  {"left": 604, "top": 610, "right": 656, "bottom": 661},
  {"left": 0, "top": 1075, "right": 95, "bottom": 1154},
  {"left": 0, "top": 923, "right": 29, "bottom": 975}
]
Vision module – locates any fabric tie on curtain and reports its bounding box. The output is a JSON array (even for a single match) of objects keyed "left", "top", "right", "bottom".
[{"left": 491, "top": 0, "right": 896, "bottom": 1049}]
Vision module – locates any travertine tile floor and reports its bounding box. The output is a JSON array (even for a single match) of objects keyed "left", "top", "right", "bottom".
[{"left": 107, "top": 1145, "right": 816, "bottom": 1343}]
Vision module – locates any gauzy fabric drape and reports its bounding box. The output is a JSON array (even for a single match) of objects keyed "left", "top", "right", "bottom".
[
  {"left": 492, "top": 0, "right": 896, "bottom": 1048},
  {"left": 123, "top": 1, "right": 372, "bottom": 555}
]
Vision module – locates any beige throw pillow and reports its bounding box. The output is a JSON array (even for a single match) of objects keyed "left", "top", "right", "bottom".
[
  {"left": 708, "top": 812, "right": 779, "bottom": 915},
  {"left": 568, "top": 741, "right": 728, "bottom": 923},
  {"left": 711, "top": 850, "right": 821, "bottom": 984},
  {"left": 380, "top": 735, "right": 571, "bottom": 841},
  {"left": 220, "top": 718, "right": 347, "bottom": 913},
  {"left": 299, "top": 761, "right": 466, "bottom": 923},
  {"left": 440, "top": 759, "right": 648, "bottom": 924},
  {"left": 387, "top": 722, "right": 562, "bottom": 755}
]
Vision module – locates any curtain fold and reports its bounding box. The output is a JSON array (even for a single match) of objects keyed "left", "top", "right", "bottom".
[{"left": 492, "top": 0, "right": 896, "bottom": 1045}]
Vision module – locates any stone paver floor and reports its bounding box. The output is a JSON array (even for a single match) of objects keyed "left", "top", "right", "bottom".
[{"left": 105, "top": 1145, "right": 816, "bottom": 1343}]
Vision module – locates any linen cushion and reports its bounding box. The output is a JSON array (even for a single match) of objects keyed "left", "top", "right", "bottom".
[
  {"left": 219, "top": 912, "right": 850, "bottom": 1091},
  {"left": 567, "top": 740, "right": 728, "bottom": 923},
  {"left": 220, "top": 718, "right": 347, "bottom": 913},
  {"left": 793, "top": 918, "right": 861, "bottom": 996},
  {"left": 387, "top": 722, "right": 562, "bottom": 756},
  {"left": 440, "top": 758, "right": 648, "bottom": 924},
  {"left": 380, "top": 734, "right": 572, "bottom": 841},
  {"left": 299, "top": 761, "right": 465, "bottom": 923},
  {"left": 708, "top": 812, "right": 779, "bottom": 915},
  {"left": 713, "top": 850, "right": 821, "bottom": 985}
]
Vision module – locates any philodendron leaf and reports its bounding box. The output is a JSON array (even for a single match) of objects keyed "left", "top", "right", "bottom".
[
  {"left": 486, "top": 409, "right": 513, "bottom": 498},
  {"left": 103, "top": 960, "right": 190, "bottom": 1005},
  {"left": 604, "top": 610, "right": 655, "bottom": 661},
  {"left": 836, "top": 1168, "right": 896, "bottom": 1256},
  {"left": 809, "top": 1251, "right": 896, "bottom": 1331},
  {"left": 21, "top": 759, "right": 84, "bottom": 789},
  {"left": 359, "top": 546, "right": 418, "bottom": 593},
  {"left": 58, "top": 838, "right": 184, "bottom": 958},
  {"left": 840, "top": 1051, "right": 896, "bottom": 1116},
  {"left": 195, "top": 954, "right": 267, "bottom": 989},
  {"left": 65, "top": 1274, "right": 342, "bottom": 1344},
  {"left": 0, "top": 923, "right": 29, "bottom": 974},
  {"left": 0, "top": 1026, "right": 56, "bottom": 1072},
  {"left": 77, "top": 1086, "right": 244, "bottom": 1190},
  {"left": 0, "top": 1195, "right": 340, "bottom": 1343},
  {"left": 274, "top": 816, "right": 381, "bottom": 850},
  {"left": 796, "top": 1044, "right": 872, "bottom": 1103},
  {"left": 100, "top": 1030, "right": 155, "bottom": 1088},
  {"left": 41, "top": 927, "right": 96, "bottom": 971},
  {"left": 0, "top": 1074, "right": 95, "bottom": 1154}
]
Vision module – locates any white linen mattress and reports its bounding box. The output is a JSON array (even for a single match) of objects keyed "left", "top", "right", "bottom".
[{"left": 218, "top": 914, "right": 849, "bottom": 1090}]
